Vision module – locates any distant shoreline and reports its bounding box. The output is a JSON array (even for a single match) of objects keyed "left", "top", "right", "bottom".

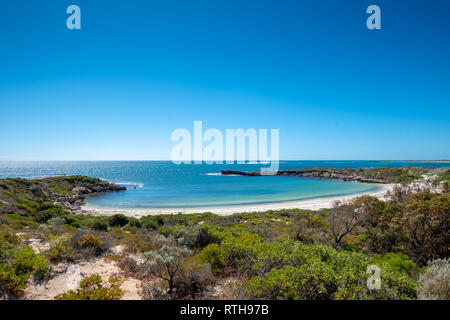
[{"left": 81, "top": 183, "right": 395, "bottom": 217}]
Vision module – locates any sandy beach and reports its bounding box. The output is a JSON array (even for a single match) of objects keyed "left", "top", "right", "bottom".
[{"left": 81, "top": 183, "right": 396, "bottom": 217}]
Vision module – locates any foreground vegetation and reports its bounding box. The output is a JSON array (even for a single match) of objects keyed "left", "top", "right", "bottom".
[{"left": 0, "top": 168, "right": 449, "bottom": 300}]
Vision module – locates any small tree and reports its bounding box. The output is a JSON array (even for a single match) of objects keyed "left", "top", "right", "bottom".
[
  {"left": 329, "top": 201, "right": 364, "bottom": 244},
  {"left": 143, "top": 235, "right": 191, "bottom": 294}
]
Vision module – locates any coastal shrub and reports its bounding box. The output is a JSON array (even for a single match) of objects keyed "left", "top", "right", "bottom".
[
  {"left": 70, "top": 232, "right": 111, "bottom": 258},
  {"left": 158, "top": 226, "right": 171, "bottom": 237},
  {"left": 63, "top": 176, "right": 101, "bottom": 184},
  {"left": 62, "top": 214, "right": 108, "bottom": 230},
  {"left": 54, "top": 274, "right": 124, "bottom": 300},
  {"left": 109, "top": 214, "right": 129, "bottom": 227},
  {"left": 15, "top": 200, "right": 39, "bottom": 213},
  {"left": 246, "top": 224, "right": 276, "bottom": 239},
  {"left": 47, "top": 217, "right": 66, "bottom": 226},
  {"left": 0, "top": 232, "right": 19, "bottom": 260},
  {"left": 166, "top": 214, "right": 190, "bottom": 227},
  {"left": 63, "top": 215, "right": 80, "bottom": 228},
  {"left": 418, "top": 259, "right": 450, "bottom": 300},
  {"left": 0, "top": 243, "right": 51, "bottom": 297},
  {"left": 121, "top": 232, "right": 155, "bottom": 254},
  {"left": 140, "top": 281, "right": 171, "bottom": 300},
  {"left": 290, "top": 213, "right": 329, "bottom": 244},
  {"left": 41, "top": 216, "right": 74, "bottom": 235},
  {"left": 365, "top": 190, "right": 450, "bottom": 264},
  {"left": 126, "top": 217, "right": 141, "bottom": 229},
  {"left": 142, "top": 236, "right": 192, "bottom": 294},
  {"left": 12, "top": 246, "right": 51, "bottom": 281},
  {"left": 32, "top": 204, "right": 69, "bottom": 223},
  {"left": 249, "top": 240, "right": 331, "bottom": 275},
  {"left": 171, "top": 225, "right": 198, "bottom": 248},
  {"left": 92, "top": 220, "right": 108, "bottom": 231},
  {"left": 248, "top": 264, "right": 337, "bottom": 300},
  {"left": 197, "top": 243, "right": 225, "bottom": 272},
  {"left": 170, "top": 224, "right": 220, "bottom": 249},
  {"left": 246, "top": 241, "right": 418, "bottom": 300},
  {"left": 140, "top": 216, "right": 159, "bottom": 230},
  {"left": 437, "top": 169, "right": 450, "bottom": 184},
  {"left": 196, "top": 225, "right": 222, "bottom": 248},
  {"left": 0, "top": 214, "right": 37, "bottom": 231},
  {"left": 139, "top": 257, "right": 213, "bottom": 299},
  {"left": 443, "top": 181, "right": 450, "bottom": 193},
  {"left": 77, "top": 234, "right": 103, "bottom": 249},
  {"left": 221, "top": 231, "right": 262, "bottom": 271},
  {"left": 30, "top": 254, "right": 51, "bottom": 280},
  {"left": 172, "top": 262, "right": 213, "bottom": 299},
  {"left": 117, "top": 256, "right": 139, "bottom": 274},
  {"left": 46, "top": 234, "right": 73, "bottom": 262},
  {"left": 365, "top": 167, "right": 425, "bottom": 183},
  {"left": 372, "top": 252, "right": 417, "bottom": 276}
]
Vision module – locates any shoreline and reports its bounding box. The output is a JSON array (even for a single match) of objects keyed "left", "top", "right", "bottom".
[{"left": 80, "top": 183, "right": 396, "bottom": 217}]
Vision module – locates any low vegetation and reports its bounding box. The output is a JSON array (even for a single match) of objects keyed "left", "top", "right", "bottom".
[
  {"left": 54, "top": 274, "right": 124, "bottom": 300},
  {"left": 0, "top": 231, "right": 51, "bottom": 297},
  {"left": 0, "top": 171, "right": 448, "bottom": 300}
]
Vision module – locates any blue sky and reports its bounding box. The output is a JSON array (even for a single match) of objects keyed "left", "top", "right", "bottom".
[{"left": 0, "top": 0, "right": 449, "bottom": 160}]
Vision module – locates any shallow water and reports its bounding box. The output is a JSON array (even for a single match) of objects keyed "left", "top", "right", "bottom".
[{"left": 0, "top": 161, "right": 448, "bottom": 209}]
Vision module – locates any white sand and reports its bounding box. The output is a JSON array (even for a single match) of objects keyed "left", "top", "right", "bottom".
[
  {"left": 24, "top": 245, "right": 143, "bottom": 300},
  {"left": 81, "top": 183, "right": 396, "bottom": 217}
]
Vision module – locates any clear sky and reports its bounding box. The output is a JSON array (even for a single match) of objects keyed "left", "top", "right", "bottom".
[{"left": 0, "top": 0, "right": 449, "bottom": 161}]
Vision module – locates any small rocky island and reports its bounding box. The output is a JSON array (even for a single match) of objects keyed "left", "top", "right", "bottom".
[{"left": 221, "top": 166, "right": 431, "bottom": 184}]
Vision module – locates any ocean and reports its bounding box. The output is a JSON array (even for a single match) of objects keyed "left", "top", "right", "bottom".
[{"left": 0, "top": 161, "right": 448, "bottom": 209}]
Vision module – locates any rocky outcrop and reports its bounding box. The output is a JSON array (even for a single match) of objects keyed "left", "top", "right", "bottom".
[
  {"left": 221, "top": 167, "right": 429, "bottom": 184},
  {"left": 0, "top": 175, "right": 126, "bottom": 214},
  {"left": 54, "top": 178, "right": 126, "bottom": 211}
]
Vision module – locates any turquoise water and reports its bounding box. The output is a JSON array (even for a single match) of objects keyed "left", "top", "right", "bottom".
[{"left": 0, "top": 161, "right": 448, "bottom": 209}]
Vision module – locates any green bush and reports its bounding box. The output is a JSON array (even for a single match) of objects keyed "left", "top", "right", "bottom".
[
  {"left": 140, "top": 216, "right": 159, "bottom": 230},
  {"left": 63, "top": 176, "right": 101, "bottom": 184},
  {"left": 77, "top": 234, "right": 103, "bottom": 249},
  {"left": 0, "top": 243, "right": 51, "bottom": 296},
  {"left": 92, "top": 221, "right": 108, "bottom": 231},
  {"left": 32, "top": 205, "right": 69, "bottom": 223},
  {"left": 221, "top": 231, "right": 262, "bottom": 270},
  {"left": 196, "top": 225, "right": 221, "bottom": 248},
  {"left": 63, "top": 215, "right": 79, "bottom": 228},
  {"left": 372, "top": 252, "right": 417, "bottom": 276},
  {"left": 46, "top": 234, "right": 73, "bottom": 262},
  {"left": 70, "top": 232, "right": 111, "bottom": 258},
  {"left": 418, "top": 259, "right": 450, "bottom": 300},
  {"left": 248, "top": 264, "right": 337, "bottom": 300},
  {"left": 0, "top": 232, "right": 19, "bottom": 261},
  {"left": 109, "top": 214, "right": 128, "bottom": 227},
  {"left": 437, "top": 169, "right": 450, "bottom": 184},
  {"left": 12, "top": 246, "right": 51, "bottom": 281},
  {"left": 246, "top": 240, "right": 418, "bottom": 300},
  {"left": 54, "top": 274, "right": 124, "bottom": 300},
  {"left": 198, "top": 243, "right": 225, "bottom": 272},
  {"left": 126, "top": 217, "right": 141, "bottom": 229}
]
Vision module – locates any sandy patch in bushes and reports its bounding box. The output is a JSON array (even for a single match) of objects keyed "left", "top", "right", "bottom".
[{"left": 24, "top": 245, "right": 143, "bottom": 300}]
